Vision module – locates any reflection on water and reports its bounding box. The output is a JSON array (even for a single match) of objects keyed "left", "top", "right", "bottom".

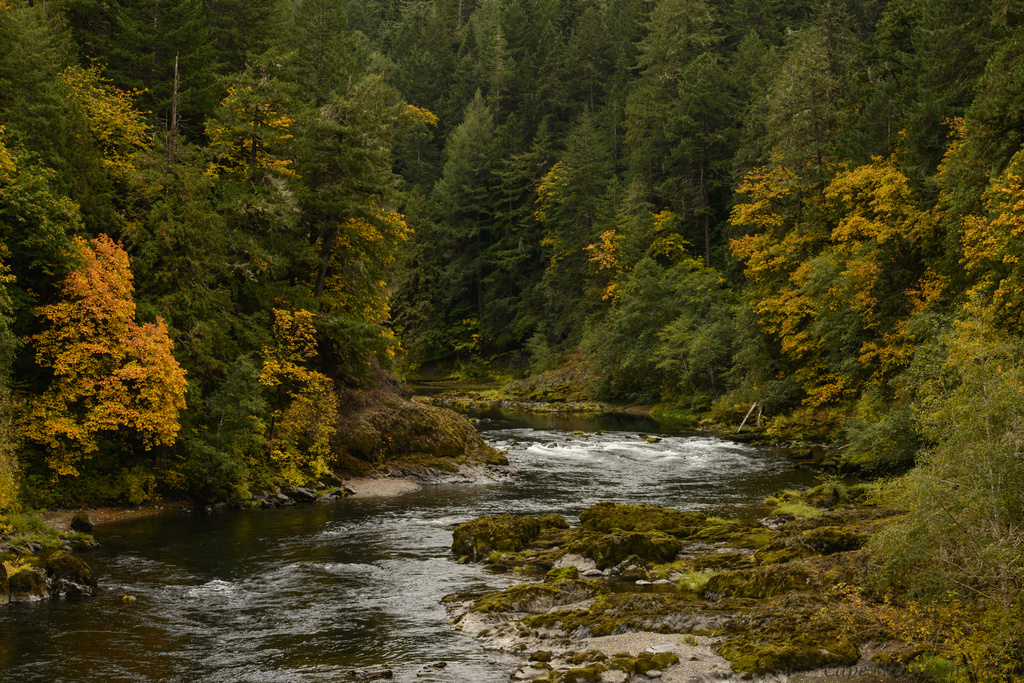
[{"left": 0, "top": 410, "right": 815, "bottom": 682}]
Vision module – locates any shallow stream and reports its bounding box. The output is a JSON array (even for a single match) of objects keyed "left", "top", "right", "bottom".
[{"left": 0, "top": 409, "right": 815, "bottom": 682}]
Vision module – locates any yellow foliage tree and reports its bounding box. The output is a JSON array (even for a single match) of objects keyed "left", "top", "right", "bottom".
[
  {"left": 25, "top": 234, "right": 188, "bottom": 477},
  {"left": 731, "top": 156, "right": 937, "bottom": 405},
  {"left": 60, "top": 64, "right": 149, "bottom": 183},
  {"left": 259, "top": 309, "right": 337, "bottom": 483},
  {"left": 960, "top": 146, "right": 1024, "bottom": 331}
]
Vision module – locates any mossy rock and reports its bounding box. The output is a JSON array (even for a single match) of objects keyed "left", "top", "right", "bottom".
[
  {"left": 692, "top": 523, "right": 774, "bottom": 548},
  {"left": 523, "top": 592, "right": 708, "bottom": 638},
  {"left": 537, "top": 513, "right": 570, "bottom": 530},
  {"left": 9, "top": 568, "right": 49, "bottom": 602},
  {"left": 560, "top": 665, "right": 607, "bottom": 682},
  {"left": 703, "top": 564, "right": 812, "bottom": 600},
  {"left": 719, "top": 635, "right": 859, "bottom": 675},
  {"left": 452, "top": 514, "right": 541, "bottom": 561},
  {"left": 333, "top": 388, "right": 505, "bottom": 472},
  {"left": 753, "top": 539, "right": 806, "bottom": 565},
  {"left": 45, "top": 550, "right": 98, "bottom": 588},
  {"left": 565, "top": 651, "right": 608, "bottom": 665},
  {"left": 546, "top": 566, "right": 580, "bottom": 582},
  {"left": 70, "top": 510, "right": 95, "bottom": 532},
  {"left": 579, "top": 502, "right": 706, "bottom": 537},
  {"left": 0, "top": 563, "right": 7, "bottom": 605},
  {"left": 690, "top": 552, "right": 756, "bottom": 570},
  {"left": 471, "top": 578, "right": 608, "bottom": 614},
  {"left": 569, "top": 530, "right": 681, "bottom": 569},
  {"left": 798, "top": 526, "right": 865, "bottom": 554}
]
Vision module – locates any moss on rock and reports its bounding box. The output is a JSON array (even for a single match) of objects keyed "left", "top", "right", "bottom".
[
  {"left": 471, "top": 578, "right": 608, "bottom": 614},
  {"left": 568, "top": 530, "right": 681, "bottom": 568},
  {"left": 719, "top": 635, "right": 859, "bottom": 675},
  {"left": 333, "top": 385, "right": 506, "bottom": 475},
  {"left": 798, "top": 526, "right": 865, "bottom": 554},
  {"left": 452, "top": 514, "right": 542, "bottom": 561},
  {"left": 537, "top": 513, "right": 570, "bottom": 530},
  {"left": 703, "top": 564, "right": 813, "bottom": 600},
  {"left": 579, "top": 502, "right": 705, "bottom": 536},
  {"left": 546, "top": 566, "right": 580, "bottom": 581},
  {"left": 45, "top": 550, "right": 98, "bottom": 588}
]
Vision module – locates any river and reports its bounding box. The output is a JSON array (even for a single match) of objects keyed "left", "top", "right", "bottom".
[{"left": 0, "top": 409, "right": 815, "bottom": 682}]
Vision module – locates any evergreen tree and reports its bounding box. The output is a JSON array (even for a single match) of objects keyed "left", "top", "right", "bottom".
[{"left": 429, "top": 90, "right": 499, "bottom": 349}]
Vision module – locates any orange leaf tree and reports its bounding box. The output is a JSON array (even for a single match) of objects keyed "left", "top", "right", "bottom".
[{"left": 25, "top": 234, "right": 187, "bottom": 477}]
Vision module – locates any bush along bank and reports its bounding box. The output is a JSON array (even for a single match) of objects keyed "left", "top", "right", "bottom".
[
  {"left": 440, "top": 493, "right": 994, "bottom": 682},
  {"left": 1, "top": 511, "right": 99, "bottom": 605}
]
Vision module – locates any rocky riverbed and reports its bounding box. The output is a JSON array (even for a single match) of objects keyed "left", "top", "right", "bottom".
[{"left": 442, "top": 493, "right": 919, "bottom": 682}]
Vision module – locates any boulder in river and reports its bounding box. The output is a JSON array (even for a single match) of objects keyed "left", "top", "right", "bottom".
[
  {"left": 70, "top": 510, "right": 95, "bottom": 532},
  {"left": 568, "top": 530, "right": 681, "bottom": 569},
  {"left": 46, "top": 550, "right": 98, "bottom": 598},
  {"left": 472, "top": 577, "right": 609, "bottom": 614},
  {"left": 579, "top": 502, "right": 706, "bottom": 537},
  {"left": 9, "top": 568, "right": 49, "bottom": 602},
  {"left": 0, "top": 563, "right": 8, "bottom": 605},
  {"left": 451, "top": 514, "right": 543, "bottom": 561}
]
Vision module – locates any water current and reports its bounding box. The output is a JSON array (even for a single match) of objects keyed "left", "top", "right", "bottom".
[{"left": 0, "top": 409, "right": 816, "bottom": 682}]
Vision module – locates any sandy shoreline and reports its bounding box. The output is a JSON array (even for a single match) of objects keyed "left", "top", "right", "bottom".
[
  {"left": 39, "top": 477, "right": 423, "bottom": 533},
  {"left": 342, "top": 477, "right": 422, "bottom": 497}
]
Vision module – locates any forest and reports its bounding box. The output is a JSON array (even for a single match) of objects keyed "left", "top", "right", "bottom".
[
  {"left": 6, "top": 0, "right": 1020, "bottom": 492},
  {"left": 1, "top": 0, "right": 1024, "bottom": 664}
]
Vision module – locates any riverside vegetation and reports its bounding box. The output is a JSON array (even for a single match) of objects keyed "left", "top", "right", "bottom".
[{"left": 2, "top": 0, "right": 1024, "bottom": 679}]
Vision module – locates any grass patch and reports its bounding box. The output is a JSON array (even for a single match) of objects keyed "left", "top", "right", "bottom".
[
  {"left": 771, "top": 500, "right": 822, "bottom": 518},
  {"left": 650, "top": 562, "right": 719, "bottom": 592},
  {"left": 705, "top": 516, "right": 741, "bottom": 525},
  {"left": 3, "top": 511, "right": 63, "bottom": 547}
]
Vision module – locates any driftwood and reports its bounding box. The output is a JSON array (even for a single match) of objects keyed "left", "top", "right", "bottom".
[{"left": 737, "top": 402, "right": 759, "bottom": 434}]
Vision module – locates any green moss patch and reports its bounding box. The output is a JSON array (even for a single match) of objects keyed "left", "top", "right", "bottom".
[
  {"left": 703, "top": 564, "right": 813, "bottom": 600},
  {"left": 568, "top": 530, "right": 681, "bottom": 568},
  {"left": 471, "top": 578, "right": 608, "bottom": 614},
  {"left": 452, "top": 514, "right": 543, "bottom": 561},
  {"left": 579, "top": 502, "right": 706, "bottom": 536},
  {"left": 719, "top": 635, "right": 859, "bottom": 675}
]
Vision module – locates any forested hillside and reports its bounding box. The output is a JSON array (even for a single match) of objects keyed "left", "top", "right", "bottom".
[{"left": 1, "top": 0, "right": 1023, "bottom": 514}]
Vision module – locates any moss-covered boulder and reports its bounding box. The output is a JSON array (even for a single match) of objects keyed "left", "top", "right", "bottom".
[
  {"left": 523, "top": 592, "right": 718, "bottom": 638},
  {"left": 798, "top": 526, "right": 865, "bottom": 554},
  {"left": 693, "top": 522, "right": 775, "bottom": 548},
  {"left": 753, "top": 539, "right": 806, "bottom": 565},
  {"left": 452, "top": 514, "right": 542, "bottom": 561},
  {"left": 719, "top": 635, "right": 859, "bottom": 675},
  {"left": 569, "top": 530, "right": 681, "bottom": 568},
  {"left": 70, "top": 510, "right": 95, "bottom": 532},
  {"left": 46, "top": 550, "right": 98, "bottom": 597},
  {"left": 9, "top": 568, "right": 49, "bottom": 602},
  {"left": 703, "top": 564, "right": 812, "bottom": 600},
  {"left": 333, "top": 385, "right": 507, "bottom": 476},
  {"left": 690, "top": 551, "right": 756, "bottom": 570},
  {"left": 472, "top": 578, "right": 609, "bottom": 614},
  {"left": 546, "top": 566, "right": 580, "bottom": 582},
  {"left": 0, "top": 563, "right": 8, "bottom": 606},
  {"left": 537, "top": 513, "right": 570, "bottom": 530},
  {"left": 579, "top": 502, "right": 705, "bottom": 536}
]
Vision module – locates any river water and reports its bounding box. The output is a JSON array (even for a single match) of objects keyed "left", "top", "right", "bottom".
[{"left": 1, "top": 409, "right": 814, "bottom": 682}]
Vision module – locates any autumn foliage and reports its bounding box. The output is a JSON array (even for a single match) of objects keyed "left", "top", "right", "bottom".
[
  {"left": 259, "top": 309, "right": 337, "bottom": 483},
  {"left": 25, "top": 234, "right": 187, "bottom": 476}
]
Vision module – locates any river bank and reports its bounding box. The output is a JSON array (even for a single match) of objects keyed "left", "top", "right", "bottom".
[{"left": 441, "top": 486, "right": 927, "bottom": 683}]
